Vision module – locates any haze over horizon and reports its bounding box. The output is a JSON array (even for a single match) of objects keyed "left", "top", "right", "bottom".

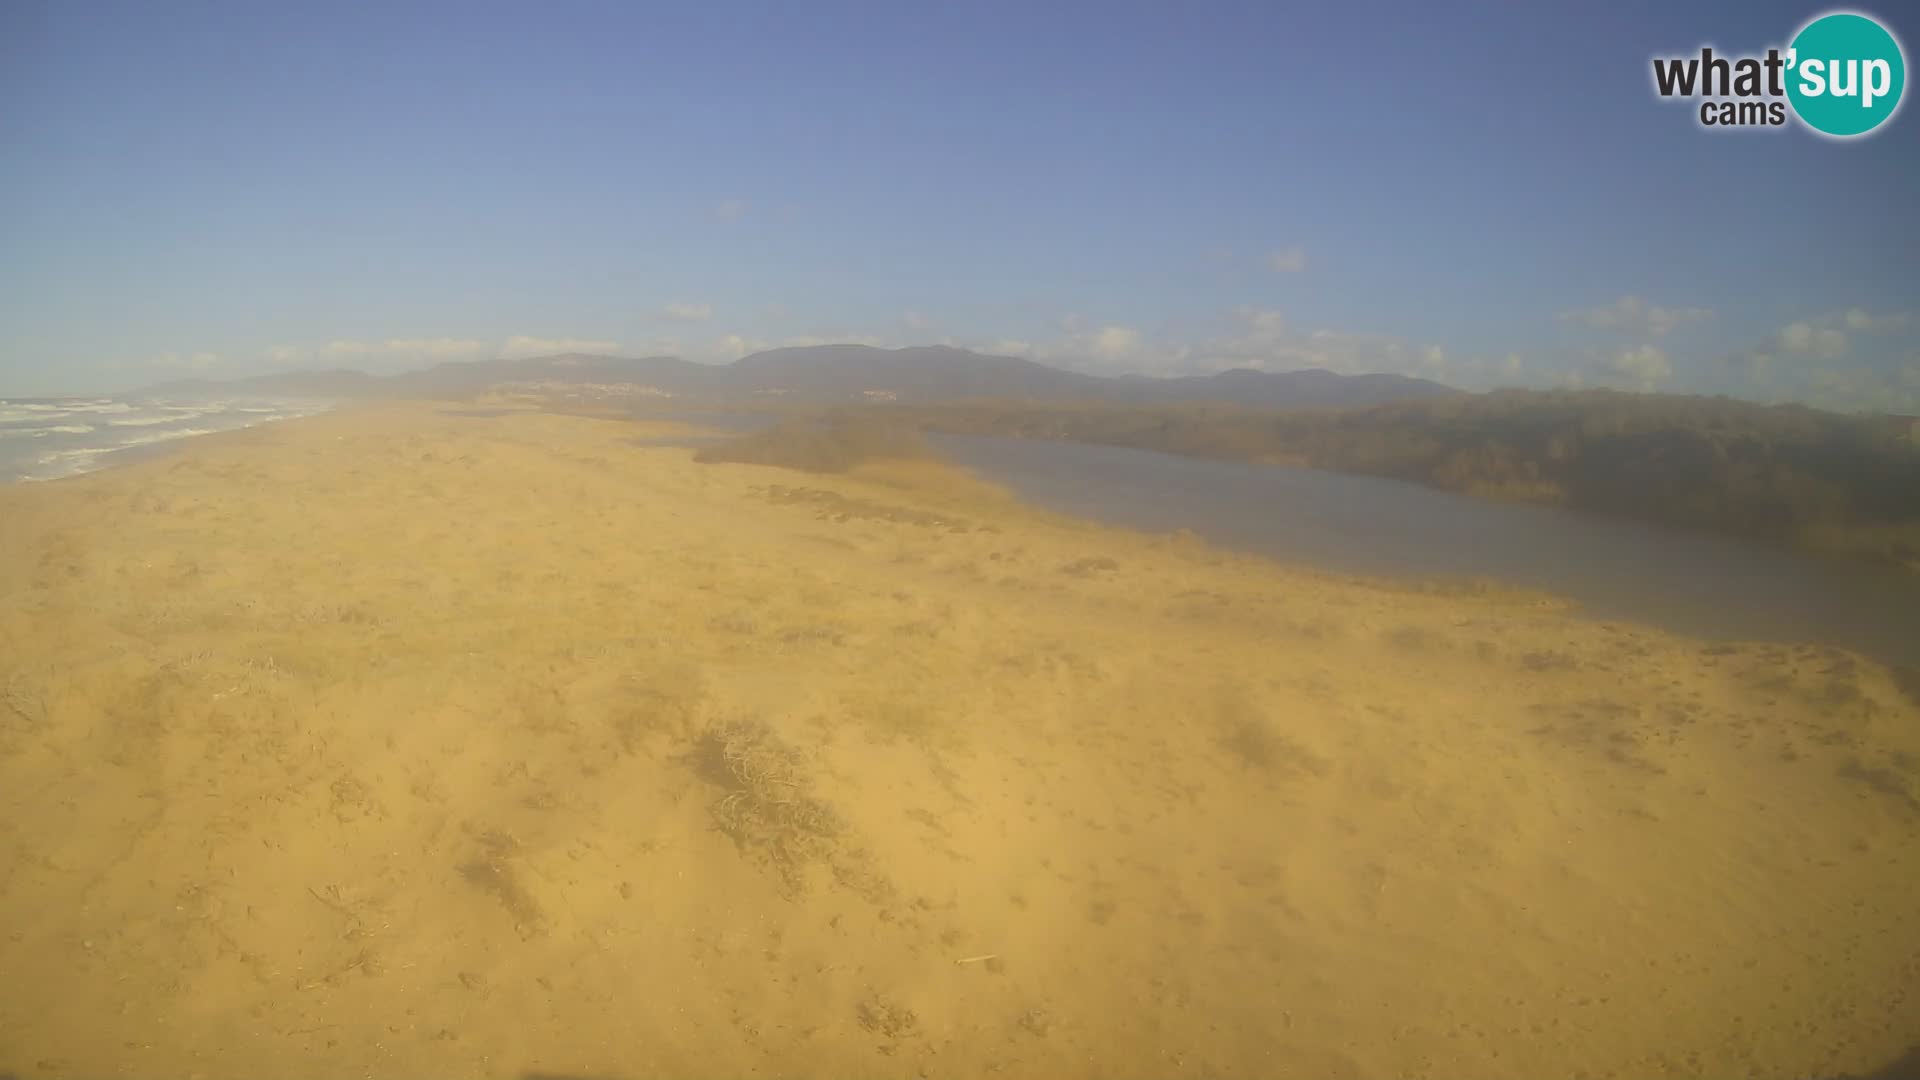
[
  {"left": 4, "top": 1, "right": 1917, "bottom": 408},
  {"left": 6, "top": 6, "right": 1920, "bottom": 1076}
]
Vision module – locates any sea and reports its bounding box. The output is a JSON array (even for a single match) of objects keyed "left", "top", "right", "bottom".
[{"left": 0, "top": 395, "right": 335, "bottom": 483}]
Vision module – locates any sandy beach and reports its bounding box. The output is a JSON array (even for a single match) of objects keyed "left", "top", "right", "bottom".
[{"left": 1, "top": 402, "right": 1916, "bottom": 1080}]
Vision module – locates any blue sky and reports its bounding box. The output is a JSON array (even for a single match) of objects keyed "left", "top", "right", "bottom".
[{"left": 2, "top": 0, "right": 1916, "bottom": 409}]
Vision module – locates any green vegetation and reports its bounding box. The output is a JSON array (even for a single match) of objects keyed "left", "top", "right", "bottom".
[{"left": 850, "top": 391, "right": 1920, "bottom": 570}]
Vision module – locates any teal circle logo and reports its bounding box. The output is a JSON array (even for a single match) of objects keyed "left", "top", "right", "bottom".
[{"left": 1786, "top": 11, "right": 1906, "bottom": 137}]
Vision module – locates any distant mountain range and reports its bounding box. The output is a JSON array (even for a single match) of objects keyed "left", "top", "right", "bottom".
[{"left": 140, "top": 344, "right": 1459, "bottom": 409}]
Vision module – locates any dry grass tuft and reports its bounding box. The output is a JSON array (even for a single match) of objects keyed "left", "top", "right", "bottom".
[{"left": 690, "top": 719, "right": 846, "bottom": 893}]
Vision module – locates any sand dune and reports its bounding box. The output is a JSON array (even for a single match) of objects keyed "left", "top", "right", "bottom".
[{"left": 1, "top": 403, "right": 1916, "bottom": 1079}]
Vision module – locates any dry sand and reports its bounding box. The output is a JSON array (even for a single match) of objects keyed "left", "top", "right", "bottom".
[{"left": 1, "top": 402, "right": 1916, "bottom": 1080}]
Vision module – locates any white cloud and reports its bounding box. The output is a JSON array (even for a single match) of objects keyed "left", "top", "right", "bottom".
[
  {"left": 1089, "top": 326, "right": 1142, "bottom": 359},
  {"left": 1232, "top": 306, "right": 1287, "bottom": 337},
  {"left": 1128, "top": 306, "right": 1296, "bottom": 374},
  {"left": 1725, "top": 309, "right": 1920, "bottom": 411},
  {"left": 662, "top": 302, "right": 713, "bottom": 322},
  {"left": 1558, "top": 295, "right": 1712, "bottom": 337},
  {"left": 1047, "top": 307, "right": 1474, "bottom": 382},
  {"left": 1842, "top": 307, "right": 1911, "bottom": 333},
  {"left": 710, "top": 334, "right": 764, "bottom": 360},
  {"left": 1778, "top": 321, "right": 1849, "bottom": 359},
  {"left": 1646, "top": 308, "right": 1710, "bottom": 337},
  {"left": 411, "top": 339, "right": 485, "bottom": 357},
  {"left": 1236, "top": 323, "right": 1403, "bottom": 376},
  {"left": 500, "top": 336, "right": 623, "bottom": 360},
  {"left": 1726, "top": 308, "right": 1918, "bottom": 403},
  {"left": 1265, "top": 246, "right": 1310, "bottom": 274},
  {"left": 1600, "top": 345, "right": 1672, "bottom": 389},
  {"left": 710, "top": 200, "right": 747, "bottom": 223},
  {"left": 1722, "top": 309, "right": 1920, "bottom": 407},
  {"left": 1003, "top": 320, "right": 1154, "bottom": 370}
]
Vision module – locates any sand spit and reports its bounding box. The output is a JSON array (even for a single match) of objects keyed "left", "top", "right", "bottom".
[{"left": 1, "top": 403, "right": 1916, "bottom": 1079}]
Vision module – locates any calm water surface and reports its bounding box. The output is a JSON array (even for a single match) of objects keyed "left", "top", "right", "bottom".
[{"left": 933, "top": 434, "right": 1920, "bottom": 670}]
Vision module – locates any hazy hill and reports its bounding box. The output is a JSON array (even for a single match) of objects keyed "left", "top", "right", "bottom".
[
  {"left": 724, "top": 345, "right": 1457, "bottom": 407},
  {"left": 729, "top": 344, "right": 1110, "bottom": 401},
  {"left": 1142, "top": 367, "right": 1461, "bottom": 409},
  {"left": 133, "top": 345, "right": 1458, "bottom": 409}
]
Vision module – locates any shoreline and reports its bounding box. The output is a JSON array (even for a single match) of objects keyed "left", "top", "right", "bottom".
[
  {"left": 26, "top": 398, "right": 1920, "bottom": 678},
  {"left": 3, "top": 401, "right": 1917, "bottom": 1078},
  {"left": 0, "top": 395, "right": 342, "bottom": 485},
  {"left": 21, "top": 399, "right": 1920, "bottom": 678}
]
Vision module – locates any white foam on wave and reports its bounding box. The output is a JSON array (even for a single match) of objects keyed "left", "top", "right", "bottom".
[
  {"left": 6, "top": 396, "right": 333, "bottom": 482},
  {"left": 16, "top": 425, "right": 201, "bottom": 475},
  {"left": 28, "top": 427, "right": 217, "bottom": 468},
  {"left": 107, "top": 412, "right": 205, "bottom": 427},
  {"left": 122, "top": 426, "right": 218, "bottom": 448},
  {"left": 0, "top": 407, "right": 70, "bottom": 423},
  {"left": 35, "top": 446, "right": 117, "bottom": 464},
  {"left": 23, "top": 447, "right": 113, "bottom": 480},
  {"left": 2, "top": 400, "right": 146, "bottom": 423}
]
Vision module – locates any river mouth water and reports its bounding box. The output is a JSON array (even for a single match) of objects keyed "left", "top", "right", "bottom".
[{"left": 929, "top": 433, "right": 1920, "bottom": 672}]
